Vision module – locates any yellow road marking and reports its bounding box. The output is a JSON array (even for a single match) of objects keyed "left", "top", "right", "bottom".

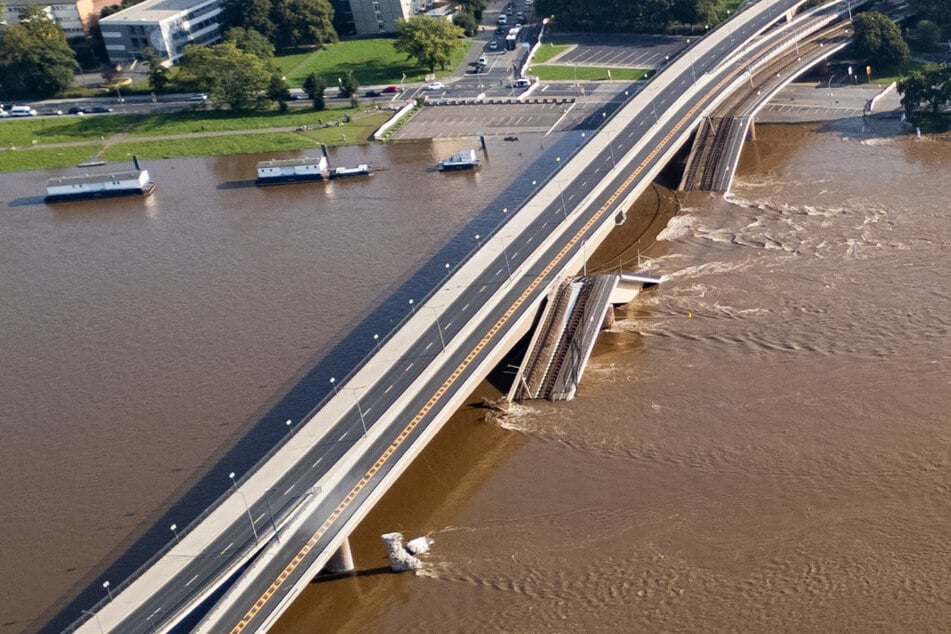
[{"left": 230, "top": 59, "right": 749, "bottom": 634}]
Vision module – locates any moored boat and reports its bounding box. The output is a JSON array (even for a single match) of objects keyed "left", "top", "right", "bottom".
[
  {"left": 256, "top": 156, "right": 330, "bottom": 185},
  {"left": 329, "top": 164, "right": 373, "bottom": 179},
  {"left": 437, "top": 149, "right": 480, "bottom": 172},
  {"left": 45, "top": 157, "right": 155, "bottom": 203}
]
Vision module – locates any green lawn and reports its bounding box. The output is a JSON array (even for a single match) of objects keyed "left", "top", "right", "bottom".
[
  {"left": 103, "top": 113, "right": 391, "bottom": 160},
  {"left": 124, "top": 105, "right": 365, "bottom": 137},
  {"left": 277, "top": 38, "right": 471, "bottom": 87},
  {"left": 0, "top": 115, "right": 135, "bottom": 147},
  {"left": 529, "top": 65, "right": 652, "bottom": 81},
  {"left": 0, "top": 146, "right": 105, "bottom": 173},
  {"left": 532, "top": 43, "right": 572, "bottom": 64}
]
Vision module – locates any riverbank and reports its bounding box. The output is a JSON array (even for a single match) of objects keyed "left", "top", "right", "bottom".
[{"left": 0, "top": 106, "right": 395, "bottom": 173}]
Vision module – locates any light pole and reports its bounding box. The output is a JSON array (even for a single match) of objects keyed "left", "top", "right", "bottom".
[
  {"left": 170, "top": 523, "right": 179, "bottom": 543},
  {"left": 685, "top": 39, "right": 697, "bottom": 83},
  {"left": 643, "top": 74, "right": 658, "bottom": 123},
  {"left": 102, "top": 581, "right": 114, "bottom": 602},
  {"left": 146, "top": 607, "right": 161, "bottom": 633},
  {"left": 263, "top": 490, "right": 280, "bottom": 543},
  {"left": 497, "top": 237, "right": 512, "bottom": 278},
  {"left": 408, "top": 298, "right": 415, "bottom": 314},
  {"left": 329, "top": 377, "right": 337, "bottom": 396},
  {"left": 229, "top": 472, "right": 259, "bottom": 543},
  {"left": 285, "top": 418, "right": 294, "bottom": 435},
  {"left": 81, "top": 610, "right": 104, "bottom": 634},
  {"left": 828, "top": 74, "right": 835, "bottom": 104},
  {"left": 555, "top": 157, "right": 567, "bottom": 216},
  {"left": 344, "top": 388, "right": 368, "bottom": 436},
  {"left": 373, "top": 333, "right": 380, "bottom": 352},
  {"left": 426, "top": 306, "right": 447, "bottom": 352}
]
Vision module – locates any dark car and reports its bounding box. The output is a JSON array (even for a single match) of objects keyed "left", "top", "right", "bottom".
[
  {"left": 89, "top": 106, "right": 113, "bottom": 113},
  {"left": 68, "top": 106, "right": 86, "bottom": 115},
  {"left": 364, "top": 90, "right": 381, "bottom": 98}
]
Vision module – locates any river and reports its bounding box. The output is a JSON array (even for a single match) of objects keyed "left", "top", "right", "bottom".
[{"left": 2, "top": 115, "right": 949, "bottom": 632}]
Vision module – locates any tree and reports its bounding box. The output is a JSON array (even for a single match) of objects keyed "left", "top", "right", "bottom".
[
  {"left": 915, "top": 19, "right": 942, "bottom": 52},
  {"left": 220, "top": 0, "right": 277, "bottom": 41},
  {"left": 225, "top": 26, "right": 275, "bottom": 59},
  {"left": 453, "top": 12, "right": 479, "bottom": 38},
  {"left": 272, "top": 0, "right": 337, "bottom": 50},
  {"left": 394, "top": 16, "right": 464, "bottom": 73},
  {"left": 0, "top": 7, "right": 79, "bottom": 98},
  {"left": 141, "top": 47, "right": 170, "bottom": 93},
  {"left": 908, "top": 0, "right": 951, "bottom": 26},
  {"left": 177, "top": 41, "right": 271, "bottom": 111},
  {"left": 268, "top": 70, "right": 291, "bottom": 107},
  {"left": 303, "top": 72, "right": 327, "bottom": 110},
  {"left": 338, "top": 70, "right": 359, "bottom": 98},
  {"left": 457, "top": 0, "right": 487, "bottom": 21},
  {"left": 898, "top": 63, "right": 951, "bottom": 116},
  {"left": 852, "top": 12, "right": 910, "bottom": 67}
]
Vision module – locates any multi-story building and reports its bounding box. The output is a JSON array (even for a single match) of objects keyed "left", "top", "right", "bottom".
[
  {"left": 348, "top": 0, "right": 413, "bottom": 35},
  {"left": 99, "top": 0, "right": 224, "bottom": 67},
  {"left": 2, "top": 0, "right": 98, "bottom": 38}
]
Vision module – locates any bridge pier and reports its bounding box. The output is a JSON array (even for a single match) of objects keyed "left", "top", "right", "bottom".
[
  {"left": 748, "top": 118, "right": 756, "bottom": 141},
  {"left": 324, "top": 538, "right": 355, "bottom": 573}
]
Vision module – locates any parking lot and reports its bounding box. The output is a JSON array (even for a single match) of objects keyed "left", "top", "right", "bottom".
[{"left": 543, "top": 33, "right": 686, "bottom": 70}]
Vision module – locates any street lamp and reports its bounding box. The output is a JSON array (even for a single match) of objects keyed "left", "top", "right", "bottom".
[
  {"left": 329, "top": 377, "right": 337, "bottom": 395},
  {"left": 408, "top": 298, "right": 415, "bottom": 314},
  {"left": 229, "top": 472, "right": 259, "bottom": 543},
  {"left": 81, "top": 610, "right": 104, "bottom": 634},
  {"left": 373, "top": 333, "right": 380, "bottom": 352},
  {"left": 343, "top": 388, "right": 369, "bottom": 436},
  {"left": 170, "top": 523, "right": 179, "bottom": 543},
  {"left": 426, "top": 306, "right": 447, "bottom": 352},
  {"left": 285, "top": 418, "right": 294, "bottom": 435},
  {"left": 102, "top": 581, "right": 114, "bottom": 602}
]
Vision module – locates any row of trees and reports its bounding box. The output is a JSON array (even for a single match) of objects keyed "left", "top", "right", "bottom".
[
  {"left": 532, "top": 0, "right": 719, "bottom": 32},
  {"left": 219, "top": 0, "right": 337, "bottom": 52},
  {"left": 899, "top": 64, "right": 951, "bottom": 116},
  {"left": 0, "top": 8, "right": 79, "bottom": 98}
]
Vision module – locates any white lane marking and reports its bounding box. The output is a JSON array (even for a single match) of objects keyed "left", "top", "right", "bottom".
[
  {"left": 425, "top": 341, "right": 433, "bottom": 350},
  {"left": 384, "top": 384, "right": 393, "bottom": 394},
  {"left": 221, "top": 543, "right": 233, "bottom": 555},
  {"left": 254, "top": 513, "right": 265, "bottom": 524},
  {"left": 339, "top": 431, "right": 348, "bottom": 441},
  {"left": 284, "top": 484, "right": 295, "bottom": 495},
  {"left": 406, "top": 362, "right": 415, "bottom": 372},
  {"left": 311, "top": 457, "right": 323, "bottom": 469},
  {"left": 186, "top": 574, "right": 199, "bottom": 587}
]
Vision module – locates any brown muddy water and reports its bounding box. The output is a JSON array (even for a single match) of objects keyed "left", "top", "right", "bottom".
[{"left": 2, "top": 117, "right": 950, "bottom": 633}]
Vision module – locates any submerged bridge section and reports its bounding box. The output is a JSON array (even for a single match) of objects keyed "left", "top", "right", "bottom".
[{"left": 68, "top": 1, "right": 850, "bottom": 632}]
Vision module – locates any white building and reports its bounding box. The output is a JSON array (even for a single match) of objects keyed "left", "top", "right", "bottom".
[
  {"left": 99, "top": 0, "right": 224, "bottom": 66},
  {"left": 2, "top": 0, "right": 97, "bottom": 38}
]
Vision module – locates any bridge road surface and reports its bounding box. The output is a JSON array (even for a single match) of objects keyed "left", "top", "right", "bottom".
[
  {"left": 192, "top": 2, "right": 840, "bottom": 631},
  {"left": 71, "top": 1, "right": 833, "bottom": 632}
]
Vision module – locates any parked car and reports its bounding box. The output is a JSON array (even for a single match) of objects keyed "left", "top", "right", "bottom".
[
  {"left": 88, "top": 106, "right": 113, "bottom": 113},
  {"left": 68, "top": 106, "right": 86, "bottom": 115},
  {"left": 382, "top": 85, "right": 400, "bottom": 93},
  {"left": 189, "top": 93, "right": 208, "bottom": 101},
  {"left": 10, "top": 106, "right": 38, "bottom": 117},
  {"left": 426, "top": 82, "right": 446, "bottom": 91},
  {"left": 364, "top": 90, "right": 381, "bottom": 97}
]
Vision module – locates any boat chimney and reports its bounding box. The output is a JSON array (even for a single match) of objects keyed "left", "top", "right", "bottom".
[
  {"left": 478, "top": 131, "right": 487, "bottom": 152},
  {"left": 133, "top": 155, "right": 141, "bottom": 171},
  {"left": 321, "top": 144, "right": 329, "bottom": 160}
]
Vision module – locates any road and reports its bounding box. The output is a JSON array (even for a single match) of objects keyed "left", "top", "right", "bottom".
[{"left": 72, "top": 1, "right": 839, "bottom": 631}]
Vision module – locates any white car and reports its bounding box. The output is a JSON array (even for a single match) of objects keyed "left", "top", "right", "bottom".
[{"left": 426, "top": 82, "right": 446, "bottom": 91}]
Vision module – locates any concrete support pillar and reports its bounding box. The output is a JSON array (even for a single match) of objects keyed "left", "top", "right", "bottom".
[
  {"left": 748, "top": 118, "right": 756, "bottom": 141},
  {"left": 325, "top": 538, "right": 355, "bottom": 573}
]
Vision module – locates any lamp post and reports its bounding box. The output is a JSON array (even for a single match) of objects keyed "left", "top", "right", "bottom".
[
  {"left": 285, "top": 418, "right": 294, "bottom": 435},
  {"left": 329, "top": 377, "right": 337, "bottom": 396},
  {"left": 81, "top": 610, "right": 104, "bottom": 634},
  {"left": 497, "top": 237, "right": 512, "bottom": 278},
  {"left": 344, "top": 388, "right": 368, "bottom": 436},
  {"left": 426, "top": 306, "right": 447, "bottom": 352},
  {"left": 555, "top": 157, "right": 568, "bottom": 217},
  {"left": 373, "top": 333, "right": 380, "bottom": 352},
  {"left": 170, "top": 523, "right": 179, "bottom": 543},
  {"left": 229, "top": 472, "right": 259, "bottom": 543},
  {"left": 102, "top": 581, "right": 114, "bottom": 602},
  {"left": 685, "top": 39, "right": 697, "bottom": 83},
  {"left": 408, "top": 298, "right": 415, "bottom": 314},
  {"left": 263, "top": 490, "right": 280, "bottom": 543},
  {"left": 146, "top": 607, "right": 161, "bottom": 633}
]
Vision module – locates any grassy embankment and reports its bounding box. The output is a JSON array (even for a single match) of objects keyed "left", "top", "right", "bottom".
[
  {"left": 0, "top": 38, "right": 472, "bottom": 173},
  {"left": 529, "top": 43, "right": 650, "bottom": 81},
  {"left": 0, "top": 106, "right": 390, "bottom": 173}
]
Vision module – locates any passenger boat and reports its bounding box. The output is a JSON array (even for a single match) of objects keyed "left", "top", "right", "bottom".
[
  {"left": 256, "top": 155, "right": 330, "bottom": 184},
  {"left": 329, "top": 164, "right": 373, "bottom": 179},
  {"left": 45, "top": 157, "right": 155, "bottom": 203},
  {"left": 437, "top": 149, "right": 480, "bottom": 172}
]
